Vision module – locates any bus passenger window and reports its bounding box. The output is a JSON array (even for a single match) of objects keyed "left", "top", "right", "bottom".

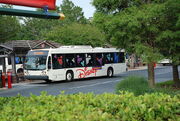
[
  {"left": 52, "top": 54, "right": 64, "bottom": 69},
  {"left": 8, "top": 57, "right": 11, "bottom": 65},
  {"left": 86, "top": 54, "right": 93, "bottom": 67},
  {"left": 65, "top": 54, "right": 75, "bottom": 68},
  {"left": 119, "top": 52, "right": 125, "bottom": 63},
  {"left": 76, "top": 54, "right": 85, "bottom": 67},
  {"left": 95, "top": 53, "right": 103, "bottom": 66},
  {"left": 104, "top": 53, "right": 114, "bottom": 64},
  {"left": 114, "top": 53, "right": 119, "bottom": 63}
]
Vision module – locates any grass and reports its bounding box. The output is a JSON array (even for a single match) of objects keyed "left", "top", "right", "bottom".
[
  {"left": 155, "top": 80, "right": 180, "bottom": 95},
  {"left": 115, "top": 76, "right": 153, "bottom": 96},
  {"left": 156, "top": 80, "right": 175, "bottom": 87},
  {"left": 116, "top": 76, "right": 180, "bottom": 96}
]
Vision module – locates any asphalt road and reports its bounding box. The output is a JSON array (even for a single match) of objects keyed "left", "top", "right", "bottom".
[{"left": 0, "top": 66, "right": 179, "bottom": 97}]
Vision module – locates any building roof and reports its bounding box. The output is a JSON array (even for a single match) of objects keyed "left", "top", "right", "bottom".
[{"left": 0, "top": 40, "right": 61, "bottom": 49}]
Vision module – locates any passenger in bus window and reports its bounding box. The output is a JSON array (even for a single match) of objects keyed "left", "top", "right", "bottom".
[
  {"left": 105, "top": 54, "right": 110, "bottom": 64},
  {"left": 86, "top": 54, "right": 93, "bottom": 66},
  {"left": 114, "top": 53, "right": 119, "bottom": 63},
  {"left": 57, "top": 56, "right": 63, "bottom": 65},
  {"left": 53, "top": 54, "right": 63, "bottom": 69},
  {"left": 96, "top": 57, "right": 102, "bottom": 66},
  {"left": 80, "top": 60, "right": 85, "bottom": 67}
]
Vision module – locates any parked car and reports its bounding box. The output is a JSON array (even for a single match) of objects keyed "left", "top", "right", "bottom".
[{"left": 158, "top": 59, "right": 172, "bottom": 66}]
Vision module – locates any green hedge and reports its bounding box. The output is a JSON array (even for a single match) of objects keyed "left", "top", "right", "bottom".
[
  {"left": 0, "top": 92, "right": 179, "bottom": 121},
  {"left": 116, "top": 76, "right": 153, "bottom": 96}
]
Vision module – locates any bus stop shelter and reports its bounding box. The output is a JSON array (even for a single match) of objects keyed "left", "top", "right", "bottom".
[{"left": 0, "top": 44, "right": 17, "bottom": 82}]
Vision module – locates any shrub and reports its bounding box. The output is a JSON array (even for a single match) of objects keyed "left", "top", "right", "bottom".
[
  {"left": 156, "top": 80, "right": 174, "bottom": 87},
  {"left": 0, "top": 92, "right": 179, "bottom": 121},
  {"left": 116, "top": 76, "right": 153, "bottom": 96}
]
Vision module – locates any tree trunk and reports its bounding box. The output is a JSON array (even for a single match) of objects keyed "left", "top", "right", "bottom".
[
  {"left": 172, "top": 64, "right": 180, "bottom": 87},
  {"left": 129, "top": 54, "right": 135, "bottom": 69},
  {"left": 148, "top": 62, "right": 155, "bottom": 88}
]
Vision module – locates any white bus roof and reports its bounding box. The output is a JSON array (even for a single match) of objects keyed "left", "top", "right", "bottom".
[{"left": 29, "top": 46, "right": 125, "bottom": 54}]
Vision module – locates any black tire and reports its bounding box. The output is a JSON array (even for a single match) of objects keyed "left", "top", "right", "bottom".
[
  {"left": 66, "top": 71, "right": 74, "bottom": 81},
  {"left": 17, "top": 68, "right": 24, "bottom": 81},
  {"left": 107, "top": 68, "right": 114, "bottom": 77},
  {"left": 45, "top": 79, "right": 52, "bottom": 83}
]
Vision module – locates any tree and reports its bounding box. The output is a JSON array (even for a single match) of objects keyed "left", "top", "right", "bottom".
[
  {"left": 0, "top": 5, "right": 20, "bottom": 42},
  {"left": 59, "top": 0, "right": 87, "bottom": 24},
  {"left": 157, "top": 0, "right": 180, "bottom": 87},
  {"left": 92, "top": 0, "right": 168, "bottom": 87},
  {"left": 45, "top": 23, "right": 105, "bottom": 47},
  {"left": 19, "top": 17, "right": 57, "bottom": 40},
  {"left": 19, "top": 0, "right": 88, "bottom": 40}
]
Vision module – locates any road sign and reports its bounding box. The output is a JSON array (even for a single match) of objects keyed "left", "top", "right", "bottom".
[{"left": 0, "top": 0, "right": 56, "bottom": 10}]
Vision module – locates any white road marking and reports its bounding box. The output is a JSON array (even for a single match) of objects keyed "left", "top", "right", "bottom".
[
  {"left": 12, "top": 83, "right": 48, "bottom": 87},
  {"left": 69, "top": 80, "right": 120, "bottom": 90},
  {"left": 21, "top": 84, "right": 48, "bottom": 87}
]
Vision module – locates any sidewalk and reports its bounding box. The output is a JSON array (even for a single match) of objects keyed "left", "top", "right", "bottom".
[
  {"left": 128, "top": 66, "right": 148, "bottom": 71},
  {"left": 128, "top": 65, "right": 162, "bottom": 71}
]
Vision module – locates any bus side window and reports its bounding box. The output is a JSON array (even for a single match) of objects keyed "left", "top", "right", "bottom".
[
  {"left": 95, "top": 53, "right": 103, "bottom": 66},
  {"left": 52, "top": 54, "right": 64, "bottom": 69},
  {"left": 65, "top": 54, "right": 75, "bottom": 68},
  {"left": 114, "top": 53, "right": 119, "bottom": 63},
  {"left": 48, "top": 56, "right": 51, "bottom": 69},
  {"left": 86, "top": 53, "right": 93, "bottom": 67},
  {"left": 119, "top": 52, "right": 125, "bottom": 63},
  {"left": 8, "top": 57, "right": 11, "bottom": 65},
  {"left": 15, "top": 57, "right": 20, "bottom": 64},
  {"left": 76, "top": 54, "right": 85, "bottom": 67},
  {"left": 104, "top": 53, "right": 114, "bottom": 64}
]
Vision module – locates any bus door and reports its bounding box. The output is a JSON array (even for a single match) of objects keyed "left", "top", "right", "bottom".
[{"left": 48, "top": 54, "right": 66, "bottom": 81}]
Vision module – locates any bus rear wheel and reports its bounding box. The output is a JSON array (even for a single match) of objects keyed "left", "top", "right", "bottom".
[
  {"left": 107, "top": 68, "right": 114, "bottom": 77},
  {"left": 66, "top": 71, "right": 74, "bottom": 81}
]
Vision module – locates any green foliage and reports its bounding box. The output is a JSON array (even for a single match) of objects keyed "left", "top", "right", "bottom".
[
  {"left": 60, "top": 0, "right": 87, "bottom": 24},
  {"left": 92, "top": 0, "right": 179, "bottom": 64},
  {"left": 0, "top": 92, "right": 179, "bottom": 121},
  {"left": 156, "top": 0, "right": 180, "bottom": 64},
  {"left": 116, "top": 76, "right": 152, "bottom": 95},
  {"left": 156, "top": 80, "right": 175, "bottom": 87},
  {"left": 0, "top": 12, "right": 20, "bottom": 42},
  {"left": 92, "top": 0, "right": 178, "bottom": 87},
  {"left": 116, "top": 76, "right": 180, "bottom": 96},
  {"left": 45, "top": 23, "right": 105, "bottom": 47},
  {"left": 92, "top": 0, "right": 167, "bottom": 14},
  {"left": 19, "top": 18, "right": 57, "bottom": 40},
  {"left": 19, "top": 0, "right": 88, "bottom": 40}
]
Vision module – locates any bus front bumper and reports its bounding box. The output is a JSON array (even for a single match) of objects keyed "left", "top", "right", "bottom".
[{"left": 24, "top": 75, "right": 48, "bottom": 80}]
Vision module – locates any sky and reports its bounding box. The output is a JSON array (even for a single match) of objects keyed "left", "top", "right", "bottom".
[{"left": 10, "top": 0, "right": 96, "bottom": 18}]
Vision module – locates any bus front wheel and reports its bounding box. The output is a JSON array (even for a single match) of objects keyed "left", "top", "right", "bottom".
[
  {"left": 66, "top": 71, "right": 74, "bottom": 81},
  {"left": 45, "top": 79, "right": 52, "bottom": 83},
  {"left": 107, "top": 68, "right": 114, "bottom": 77}
]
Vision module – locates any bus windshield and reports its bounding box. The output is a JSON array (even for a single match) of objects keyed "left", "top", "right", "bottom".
[
  {"left": 24, "top": 50, "right": 48, "bottom": 70},
  {"left": 24, "top": 56, "right": 47, "bottom": 70}
]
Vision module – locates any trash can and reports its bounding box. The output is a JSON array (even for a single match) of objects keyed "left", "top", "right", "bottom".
[{"left": 0, "top": 70, "right": 2, "bottom": 88}]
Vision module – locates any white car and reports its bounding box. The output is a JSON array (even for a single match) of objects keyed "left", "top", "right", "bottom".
[{"left": 158, "top": 59, "right": 172, "bottom": 66}]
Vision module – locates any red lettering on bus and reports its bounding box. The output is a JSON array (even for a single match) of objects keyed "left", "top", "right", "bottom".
[{"left": 76, "top": 67, "right": 98, "bottom": 78}]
